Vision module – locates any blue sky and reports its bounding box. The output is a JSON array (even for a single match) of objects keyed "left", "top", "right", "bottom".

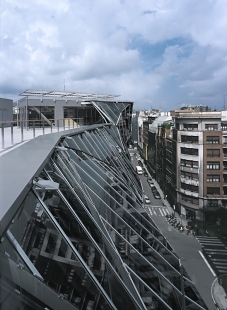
[{"left": 1, "top": 0, "right": 227, "bottom": 111}]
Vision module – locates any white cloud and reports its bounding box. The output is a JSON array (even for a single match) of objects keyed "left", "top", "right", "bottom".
[{"left": 1, "top": 0, "right": 227, "bottom": 110}]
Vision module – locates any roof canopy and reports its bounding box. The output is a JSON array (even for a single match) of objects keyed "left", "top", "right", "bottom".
[{"left": 20, "top": 89, "right": 120, "bottom": 101}]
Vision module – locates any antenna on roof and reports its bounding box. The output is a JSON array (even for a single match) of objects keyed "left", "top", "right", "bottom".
[{"left": 224, "top": 92, "right": 226, "bottom": 111}]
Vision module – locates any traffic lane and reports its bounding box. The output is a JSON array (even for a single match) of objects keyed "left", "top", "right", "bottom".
[
  {"left": 132, "top": 158, "right": 163, "bottom": 206},
  {"left": 150, "top": 215, "right": 216, "bottom": 310},
  {"left": 141, "top": 176, "right": 163, "bottom": 206}
]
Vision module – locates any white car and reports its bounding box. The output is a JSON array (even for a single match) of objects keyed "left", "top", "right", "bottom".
[{"left": 143, "top": 195, "right": 151, "bottom": 204}]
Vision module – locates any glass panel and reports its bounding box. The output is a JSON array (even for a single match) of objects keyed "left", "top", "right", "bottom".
[
  {"left": 94, "top": 102, "right": 119, "bottom": 124},
  {"left": 6, "top": 190, "right": 116, "bottom": 309},
  {"left": 105, "top": 222, "right": 183, "bottom": 309}
]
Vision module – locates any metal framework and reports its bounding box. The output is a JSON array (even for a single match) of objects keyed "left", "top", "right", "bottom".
[{"left": 19, "top": 89, "right": 120, "bottom": 100}]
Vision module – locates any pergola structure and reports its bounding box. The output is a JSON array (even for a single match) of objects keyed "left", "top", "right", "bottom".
[{"left": 19, "top": 89, "right": 121, "bottom": 101}]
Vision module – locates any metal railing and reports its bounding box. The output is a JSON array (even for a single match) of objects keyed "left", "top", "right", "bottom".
[{"left": 0, "top": 118, "right": 80, "bottom": 151}]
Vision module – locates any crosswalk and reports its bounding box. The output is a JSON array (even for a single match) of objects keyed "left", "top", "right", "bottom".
[
  {"left": 146, "top": 206, "right": 170, "bottom": 217},
  {"left": 196, "top": 236, "right": 227, "bottom": 275}
]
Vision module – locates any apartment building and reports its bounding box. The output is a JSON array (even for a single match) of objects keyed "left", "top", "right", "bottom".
[{"left": 165, "top": 110, "right": 227, "bottom": 226}]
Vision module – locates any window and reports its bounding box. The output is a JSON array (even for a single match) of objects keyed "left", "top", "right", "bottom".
[
  {"left": 183, "top": 124, "right": 198, "bottom": 131},
  {"left": 167, "top": 141, "right": 172, "bottom": 150},
  {"left": 221, "top": 124, "right": 227, "bottom": 131},
  {"left": 181, "top": 135, "right": 198, "bottom": 143},
  {"left": 205, "top": 124, "right": 218, "bottom": 131},
  {"left": 166, "top": 150, "right": 172, "bottom": 161},
  {"left": 181, "top": 159, "right": 199, "bottom": 168},
  {"left": 223, "top": 136, "right": 227, "bottom": 144},
  {"left": 206, "top": 136, "right": 219, "bottom": 144},
  {"left": 181, "top": 183, "right": 199, "bottom": 192},
  {"left": 207, "top": 149, "right": 220, "bottom": 157},
  {"left": 181, "top": 194, "right": 199, "bottom": 205},
  {"left": 207, "top": 200, "right": 218, "bottom": 208},
  {"left": 207, "top": 162, "right": 220, "bottom": 170},
  {"left": 181, "top": 147, "right": 198, "bottom": 156},
  {"left": 181, "top": 172, "right": 199, "bottom": 181},
  {"left": 207, "top": 175, "right": 220, "bottom": 182},
  {"left": 207, "top": 187, "right": 220, "bottom": 195}
]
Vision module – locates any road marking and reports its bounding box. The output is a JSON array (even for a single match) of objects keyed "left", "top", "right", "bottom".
[
  {"left": 205, "top": 249, "right": 227, "bottom": 252},
  {"left": 147, "top": 206, "right": 172, "bottom": 217},
  {"left": 162, "top": 209, "right": 167, "bottom": 216},
  {"left": 198, "top": 251, "right": 216, "bottom": 276},
  {"left": 159, "top": 208, "right": 164, "bottom": 216}
]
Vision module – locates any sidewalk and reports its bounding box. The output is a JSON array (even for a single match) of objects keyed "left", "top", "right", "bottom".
[
  {"left": 149, "top": 177, "right": 191, "bottom": 233},
  {"left": 147, "top": 174, "right": 220, "bottom": 239}
]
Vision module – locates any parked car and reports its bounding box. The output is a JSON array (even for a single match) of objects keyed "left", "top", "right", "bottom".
[
  {"left": 151, "top": 186, "right": 157, "bottom": 193},
  {"left": 153, "top": 191, "right": 161, "bottom": 199},
  {"left": 138, "top": 160, "right": 143, "bottom": 167},
  {"left": 143, "top": 194, "right": 151, "bottom": 204},
  {"left": 144, "top": 171, "right": 148, "bottom": 177},
  {"left": 147, "top": 177, "right": 153, "bottom": 184}
]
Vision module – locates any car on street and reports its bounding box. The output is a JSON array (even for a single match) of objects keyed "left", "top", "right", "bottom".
[
  {"left": 137, "top": 160, "right": 143, "bottom": 167},
  {"left": 147, "top": 177, "right": 153, "bottom": 184},
  {"left": 153, "top": 191, "right": 161, "bottom": 199},
  {"left": 143, "top": 194, "right": 151, "bottom": 204},
  {"left": 151, "top": 186, "right": 157, "bottom": 193},
  {"left": 144, "top": 171, "right": 148, "bottom": 177}
]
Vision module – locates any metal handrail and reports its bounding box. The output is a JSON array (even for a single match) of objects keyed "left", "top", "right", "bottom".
[{"left": 0, "top": 118, "right": 80, "bottom": 151}]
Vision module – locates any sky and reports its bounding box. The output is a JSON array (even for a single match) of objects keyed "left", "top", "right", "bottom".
[{"left": 1, "top": 0, "right": 227, "bottom": 111}]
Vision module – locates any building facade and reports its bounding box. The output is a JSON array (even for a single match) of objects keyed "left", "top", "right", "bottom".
[{"left": 160, "top": 110, "right": 227, "bottom": 228}]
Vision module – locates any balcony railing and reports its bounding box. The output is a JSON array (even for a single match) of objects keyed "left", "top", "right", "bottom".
[
  {"left": 0, "top": 118, "right": 80, "bottom": 152},
  {"left": 180, "top": 177, "right": 199, "bottom": 186},
  {"left": 180, "top": 188, "right": 199, "bottom": 197}
]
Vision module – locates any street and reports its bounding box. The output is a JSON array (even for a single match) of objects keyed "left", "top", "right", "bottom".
[{"left": 131, "top": 150, "right": 217, "bottom": 310}]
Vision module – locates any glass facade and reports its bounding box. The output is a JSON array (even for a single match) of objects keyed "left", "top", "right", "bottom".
[{"left": 0, "top": 106, "right": 207, "bottom": 309}]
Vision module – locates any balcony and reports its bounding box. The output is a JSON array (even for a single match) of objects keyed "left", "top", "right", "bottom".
[
  {"left": 180, "top": 199, "right": 200, "bottom": 210},
  {"left": 180, "top": 177, "right": 199, "bottom": 186},
  {"left": 180, "top": 166, "right": 198, "bottom": 173},
  {"left": 180, "top": 188, "right": 199, "bottom": 197}
]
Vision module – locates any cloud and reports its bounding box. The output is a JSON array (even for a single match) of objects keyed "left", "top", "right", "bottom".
[{"left": 1, "top": 0, "right": 227, "bottom": 110}]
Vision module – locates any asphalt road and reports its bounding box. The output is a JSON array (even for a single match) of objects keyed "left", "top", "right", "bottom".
[{"left": 131, "top": 151, "right": 217, "bottom": 310}]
